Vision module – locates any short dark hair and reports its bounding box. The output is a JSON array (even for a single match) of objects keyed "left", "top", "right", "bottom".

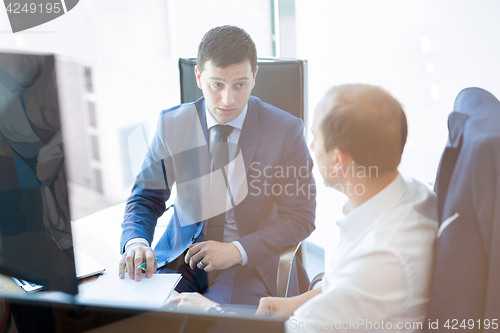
[
  {"left": 320, "top": 84, "right": 408, "bottom": 175},
  {"left": 197, "top": 25, "right": 257, "bottom": 74}
]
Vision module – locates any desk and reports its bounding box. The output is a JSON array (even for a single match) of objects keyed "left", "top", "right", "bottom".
[
  {"left": 0, "top": 205, "right": 285, "bottom": 333},
  {"left": 0, "top": 220, "right": 120, "bottom": 296},
  {"left": 0, "top": 201, "right": 169, "bottom": 305},
  {"left": 73, "top": 202, "right": 172, "bottom": 252},
  {"left": 0, "top": 275, "right": 23, "bottom": 296}
]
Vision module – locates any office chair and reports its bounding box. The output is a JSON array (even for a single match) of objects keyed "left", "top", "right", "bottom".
[
  {"left": 179, "top": 57, "right": 309, "bottom": 298},
  {"left": 423, "top": 87, "right": 500, "bottom": 333}
]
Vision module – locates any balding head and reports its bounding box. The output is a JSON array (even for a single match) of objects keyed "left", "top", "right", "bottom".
[{"left": 316, "top": 84, "right": 407, "bottom": 176}]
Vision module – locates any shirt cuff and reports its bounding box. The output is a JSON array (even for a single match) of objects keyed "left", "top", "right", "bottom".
[
  {"left": 124, "top": 238, "right": 150, "bottom": 252},
  {"left": 232, "top": 241, "right": 248, "bottom": 266}
]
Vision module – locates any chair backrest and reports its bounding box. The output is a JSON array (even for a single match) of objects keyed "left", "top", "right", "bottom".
[
  {"left": 178, "top": 57, "right": 308, "bottom": 124},
  {"left": 424, "top": 87, "right": 500, "bottom": 332}
]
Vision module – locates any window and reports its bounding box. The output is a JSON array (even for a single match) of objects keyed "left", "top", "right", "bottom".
[
  {"left": 88, "top": 101, "right": 97, "bottom": 127},
  {"left": 84, "top": 66, "right": 93, "bottom": 93},
  {"left": 90, "top": 135, "right": 100, "bottom": 161}
]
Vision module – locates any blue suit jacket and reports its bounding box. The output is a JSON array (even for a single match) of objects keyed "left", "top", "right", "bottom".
[
  {"left": 121, "top": 96, "right": 316, "bottom": 297},
  {"left": 424, "top": 88, "right": 500, "bottom": 332}
]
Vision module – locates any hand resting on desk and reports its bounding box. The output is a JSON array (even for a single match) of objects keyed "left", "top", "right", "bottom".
[
  {"left": 256, "top": 288, "right": 322, "bottom": 319},
  {"left": 164, "top": 292, "right": 217, "bottom": 312},
  {"left": 163, "top": 291, "right": 308, "bottom": 318},
  {"left": 118, "top": 243, "right": 157, "bottom": 281}
]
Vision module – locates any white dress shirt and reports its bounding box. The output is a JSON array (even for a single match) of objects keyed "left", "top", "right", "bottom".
[
  {"left": 287, "top": 174, "right": 438, "bottom": 333},
  {"left": 125, "top": 104, "right": 250, "bottom": 265}
]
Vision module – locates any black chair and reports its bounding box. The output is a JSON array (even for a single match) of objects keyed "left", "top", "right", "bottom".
[
  {"left": 423, "top": 87, "right": 500, "bottom": 333},
  {"left": 178, "top": 57, "right": 309, "bottom": 298}
]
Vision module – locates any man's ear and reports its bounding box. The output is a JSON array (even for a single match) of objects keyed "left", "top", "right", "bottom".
[
  {"left": 330, "top": 148, "right": 351, "bottom": 169},
  {"left": 194, "top": 65, "right": 202, "bottom": 89}
]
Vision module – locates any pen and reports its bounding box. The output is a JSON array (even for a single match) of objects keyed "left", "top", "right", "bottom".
[{"left": 137, "top": 258, "right": 158, "bottom": 271}]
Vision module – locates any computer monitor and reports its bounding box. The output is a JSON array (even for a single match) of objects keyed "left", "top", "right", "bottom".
[{"left": 0, "top": 51, "right": 79, "bottom": 295}]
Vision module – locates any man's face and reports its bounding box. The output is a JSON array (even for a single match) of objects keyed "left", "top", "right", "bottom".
[{"left": 195, "top": 60, "right": 257, "bottom": 124}]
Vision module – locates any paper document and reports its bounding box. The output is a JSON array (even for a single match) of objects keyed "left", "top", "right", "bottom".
[{"left": 78, "top": 272, "right": 182, "bottom": 309}]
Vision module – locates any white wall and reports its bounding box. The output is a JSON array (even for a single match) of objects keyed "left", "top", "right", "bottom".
[
  {"left": 295, "top": 0, "right": 500, "bottom": 260},
  {"left": 167, "top": 0, "right": 273, "bottom": 59}
]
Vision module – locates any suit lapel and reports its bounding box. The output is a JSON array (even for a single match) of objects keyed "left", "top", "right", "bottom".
[
  {"left": 193, "top": 98, "right": 210, "bottom": 228},
  {"left": 195, "top": 98, "right": 209, "bottom": 144},
  {"left": 233, "top": 97, "right": 263, "bottom": 232},
  {"left": 435, "top": 111, "right": 469, "bottom": 222},
  {"left": 239, "top": 97, "right": 263, "bottom": 175}
]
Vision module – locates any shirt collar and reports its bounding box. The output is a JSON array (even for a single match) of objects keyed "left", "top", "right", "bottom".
[
  {"left": 336, "top": 173, "right": 408, "bottom": 240},
  {"left": 205, "top": 103, "right": 248, "bottom": 131}
]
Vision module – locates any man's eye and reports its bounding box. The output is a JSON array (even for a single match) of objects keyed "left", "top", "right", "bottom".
[
  {"left": 236, "top": 83, "right": 246, "bottom": 89},
  {"left": 212, "top": 83, "right": 222, "bottom": 88}
]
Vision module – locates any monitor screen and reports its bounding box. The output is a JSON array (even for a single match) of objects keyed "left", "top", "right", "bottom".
[{"left": 0, "top": 51, "right": 78, "bottom": 295}]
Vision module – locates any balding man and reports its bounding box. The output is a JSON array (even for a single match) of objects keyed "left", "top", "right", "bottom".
[
  {"left": 168, "top": 84, "right": 438, "bottom": 332},
  {"left": 257, "top": 84, "right": 438, "bottom": 332}
]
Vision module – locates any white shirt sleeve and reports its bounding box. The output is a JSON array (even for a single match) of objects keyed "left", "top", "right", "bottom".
[
  {"left": 287, "top": 251, "right": 407, "bottom": 333},
  {"left": 232, "top": 240, "right": 248, "bottom": 265},
  {"left": 124, "top": 237, "right": 150, "bottom": 252}
]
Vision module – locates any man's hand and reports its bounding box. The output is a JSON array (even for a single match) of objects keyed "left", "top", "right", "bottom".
[
  {"left": 256, "top": 289, "right": 322, "bottom": 319},
  {"left": 163, "top": 292, "right": 217, "bottom": 312},
  {"left": 118, "top": 243, "right": 157, "bottom": 281},
  {"left": 184, "top": 241, "right": 242, "bottom": 272},
  {"left": 256, "top": 297, "right": 301, "bottom": 319}
]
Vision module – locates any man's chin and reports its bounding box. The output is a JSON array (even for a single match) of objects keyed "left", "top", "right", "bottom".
[{"left": 216, "top": 110, "right": 240, "bottom": 124}]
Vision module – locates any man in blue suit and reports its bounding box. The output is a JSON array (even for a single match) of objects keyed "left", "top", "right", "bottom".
[{"left": 119, "top": 25, "right": 316, "bottom": 305}]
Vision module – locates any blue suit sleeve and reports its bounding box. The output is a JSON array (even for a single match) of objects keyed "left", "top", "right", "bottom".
[
  {"left": 120, "top": 115, "right": 174, "bottom": 253},
  {"left": 120, "top": 184, "right": 170, "bottom": 253}
]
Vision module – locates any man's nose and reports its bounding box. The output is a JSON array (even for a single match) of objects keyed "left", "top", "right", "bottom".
[{"left": 222, "top": 88, "right": 235, "bottom": 105}]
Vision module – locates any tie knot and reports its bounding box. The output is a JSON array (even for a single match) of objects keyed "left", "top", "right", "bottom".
[{"left": 213, "top": 124, "right": 234, "bottom": 140}]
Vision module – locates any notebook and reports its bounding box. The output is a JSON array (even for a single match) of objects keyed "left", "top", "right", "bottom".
[
  {"left": 78, "top": 271, "right": 182, "bottom": 309},
  {"left": 11, "top": 245, "right": 106, "bottom": 293}
]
